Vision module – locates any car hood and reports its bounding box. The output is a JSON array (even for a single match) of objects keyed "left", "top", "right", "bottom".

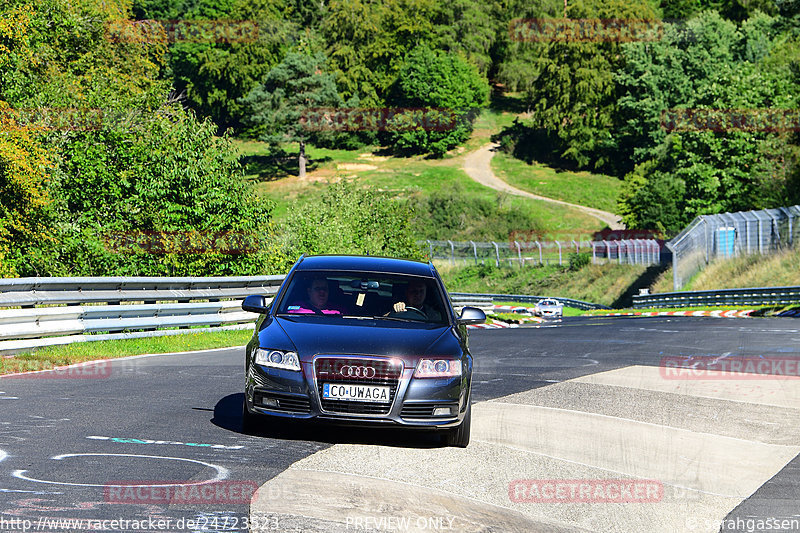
[{"left": 271, "top": 316, "right": 454, "bottom": 361}]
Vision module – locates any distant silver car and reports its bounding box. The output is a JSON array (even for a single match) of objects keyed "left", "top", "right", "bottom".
[{"left": 534, "top": 298, "right": 563, "bottom": 319}]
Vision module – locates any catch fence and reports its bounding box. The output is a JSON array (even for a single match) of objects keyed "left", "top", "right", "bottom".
[
  {"left": 666, "top": 206, "right": 800, "bottom": 290},
  {"left": 422, "top": 239, "right": 662, "bottom": 267}
]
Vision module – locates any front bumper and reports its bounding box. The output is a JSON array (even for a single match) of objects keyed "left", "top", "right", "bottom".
[{"left": 245, "top": 356, "right": 469, "bottom": 429}]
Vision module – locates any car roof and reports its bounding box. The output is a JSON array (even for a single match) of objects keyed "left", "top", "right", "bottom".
[{"left": 295, "top": 255, "right": 436, "bottom": 277}]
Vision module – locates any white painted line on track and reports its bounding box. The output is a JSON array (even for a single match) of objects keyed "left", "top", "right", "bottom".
[{"left": 12, "top": 453, "right": 229, "bottom": 487}]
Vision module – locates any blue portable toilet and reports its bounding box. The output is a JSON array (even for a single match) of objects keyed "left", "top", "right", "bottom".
[{"left": 717, "top": 227, "right": 735, "bottom": 257}]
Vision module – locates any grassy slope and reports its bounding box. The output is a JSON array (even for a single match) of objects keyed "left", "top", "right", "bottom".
[
  {"left": 491, "top": 152, "right": 623, "bottom": 214},
  {"left": 437, "top": 262, "right": 646, "bottom": 308},
  {"left": 235, "top": 101, "right": 610, "bottom": 239},
  {"left": 651, "top": 248, "right": 800, "bottom": 293}
]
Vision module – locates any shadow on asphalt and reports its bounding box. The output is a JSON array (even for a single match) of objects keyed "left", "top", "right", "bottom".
[{"left": 212, "top": 393, "right": 446, "bottom": 449}]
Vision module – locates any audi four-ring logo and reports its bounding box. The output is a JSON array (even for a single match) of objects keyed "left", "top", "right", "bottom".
[{"left": 339, "top": 365, "right": 376, "bottom": 378}]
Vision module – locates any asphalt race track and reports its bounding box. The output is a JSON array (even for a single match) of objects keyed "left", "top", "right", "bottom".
[{"left": 1, "top": 316, "right": 799, "bottom": 533}]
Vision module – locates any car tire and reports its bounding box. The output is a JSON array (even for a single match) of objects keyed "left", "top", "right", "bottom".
[
  {"left": 444, "top": 401, "right": 471, "bottom": 448},
  {"left": 241, "top": 397, "right": 261, "bottom": 434}
]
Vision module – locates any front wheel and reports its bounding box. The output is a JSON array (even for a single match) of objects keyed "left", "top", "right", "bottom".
[
  {"left": 241, "top": 397, "right": 261, "bottom": 434},
  {"left": 444, "top": 401, "right": 471, "bottom": 448}
]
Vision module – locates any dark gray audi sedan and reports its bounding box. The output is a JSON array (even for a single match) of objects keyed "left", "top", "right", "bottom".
[{"left": 240, "top": 254, "right": 485, "bottom": 447}]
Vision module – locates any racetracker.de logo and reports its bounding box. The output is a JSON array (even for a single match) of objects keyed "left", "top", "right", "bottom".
[
  {"left": 660, "top": 356, "right": 800, "bottom": 380},
  {"left": 509, "top": 18, "right": 671, "bottom": 42},
  {"left": 105, "top": 19, "right": 259, "bottom": 44},
  {"left": 2, "top": 361, "right": 112, "bottom": 379},
  {"left": 0, "top": 107, "right": 104, "bottom": 132},
  {"left": 104, "top": 481, "right": 259, "bottom": 504},
  {"left": 509, "top": 479, "right": 663, "bottom": 503},
  {"left": 299, "top": 107, "right": 474, "bottom": 132},
  {"left": 661, "top": 108, "right": 800, "bottom": 132},
  {"left": 102, "top": 231, "right": 261, "bottom": 255}
]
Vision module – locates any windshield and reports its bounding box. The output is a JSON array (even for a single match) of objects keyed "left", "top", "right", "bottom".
[{"left": 276, "top": 271, "right": 449, "bottom": 323}]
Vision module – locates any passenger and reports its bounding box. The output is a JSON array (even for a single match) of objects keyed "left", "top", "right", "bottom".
[
  {"left": 390, "top": 280, "right": 442, "bottom": 321},
  {"left": 287, "top": 277, "right": 347, "bottom": 315}
]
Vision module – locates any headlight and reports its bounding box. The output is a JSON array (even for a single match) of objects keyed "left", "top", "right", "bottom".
[
  {"left": 254, "top": 349, "right": 300, "bottom": 371},
  {"left": 414, "top": 359, "right": 461, "bottom": 378}
]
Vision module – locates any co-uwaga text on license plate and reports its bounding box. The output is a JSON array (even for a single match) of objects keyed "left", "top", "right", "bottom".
[{"left": 323, "top": 383, "right": 390, "bottom": 402}]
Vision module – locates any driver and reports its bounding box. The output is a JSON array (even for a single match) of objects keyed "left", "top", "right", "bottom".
[
  {"left": 287, "top": 277, "right": 347, "bottom": 315},
  {"left": 391, "top": 280, "right": 442, "bottom": 321}
]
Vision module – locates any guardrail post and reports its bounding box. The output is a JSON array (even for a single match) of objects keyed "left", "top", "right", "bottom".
[
  {"left": 556, "top": 241, "right": 562, "bottom": 265},
  {"left": 492, "top": 241, "right": 500, "bottom": 267}
]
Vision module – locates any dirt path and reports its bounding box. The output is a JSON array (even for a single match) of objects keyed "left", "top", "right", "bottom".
[{"left": 463, "top": 142, "right": 625, "bottom": 230}]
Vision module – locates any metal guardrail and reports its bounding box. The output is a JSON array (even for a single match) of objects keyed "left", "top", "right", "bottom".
[
  {"left": 0, "top": 275, "right": 610, "bottom": 355},
  {"left": 0, "top": 276, "right": 285, "bottom": 354},
  {"left": 450, "top": 292, "right": 610, "bottom": 311},
  {"left": 632, "top": 286, "right": 800, "bottom": 309}
]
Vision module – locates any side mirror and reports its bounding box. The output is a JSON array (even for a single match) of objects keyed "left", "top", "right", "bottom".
[
  {"left": 458, "top": 306, "right": 486, "bottom": 325},
  {"left": 242, "top": 294, "right": 269, "bottom": 314}
]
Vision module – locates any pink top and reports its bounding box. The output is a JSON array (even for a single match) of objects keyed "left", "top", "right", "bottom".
[{"left": 286, "top": 301, "right": 345, "bottom": 315}]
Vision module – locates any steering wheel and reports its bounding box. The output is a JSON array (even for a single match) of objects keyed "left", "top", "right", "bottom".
[{"left": 398, "top": 306, "right": 427, "bottom": 319}]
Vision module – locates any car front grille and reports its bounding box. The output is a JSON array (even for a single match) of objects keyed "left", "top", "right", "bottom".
[{"left": 315, "top": 357, "right": 402, "bottom": 415}]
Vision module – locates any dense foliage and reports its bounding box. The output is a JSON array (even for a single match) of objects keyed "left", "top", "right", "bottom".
[
  {"left": 276, "top": 180, "right": 424, "bottom": 272},
  {"left": 1, "top": 0, "right": 276, "bottom": 276},
  {"left": 3, "top": 0, "right": 800, "bottom": 278}
]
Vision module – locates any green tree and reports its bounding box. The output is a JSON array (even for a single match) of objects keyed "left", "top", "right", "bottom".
[
  {"left": 388, "top": 45, "right": 489, "bottom": 156},
  {"left": 277, "top": 180, "right": 423, "bottom": 272},
  {"left": 239, "top": 51, "right": 342, "bottom": 177},
  {"left": 616, "top": 11, "right": 799, "bottom": 232},
  {"left": 431, "top": 0, "right": 504, "bottom": 76},
  {"left": 131, "top": 0, "right": 297, "bottom": 130},
  {"left": 320, "top": 0, "right": 439, "bottom": 105},
  {"left": 1, "top": 0, "right": 278, "bottom": 276}
]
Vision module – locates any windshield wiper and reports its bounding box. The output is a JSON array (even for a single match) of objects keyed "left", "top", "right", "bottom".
[{"left": 375, "top": 315, "right": 423, "bottom": 322}]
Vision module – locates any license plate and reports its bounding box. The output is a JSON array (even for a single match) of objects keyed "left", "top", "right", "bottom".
[{"left": 322, "top": 383, "right": 391, "bottom": 403}]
